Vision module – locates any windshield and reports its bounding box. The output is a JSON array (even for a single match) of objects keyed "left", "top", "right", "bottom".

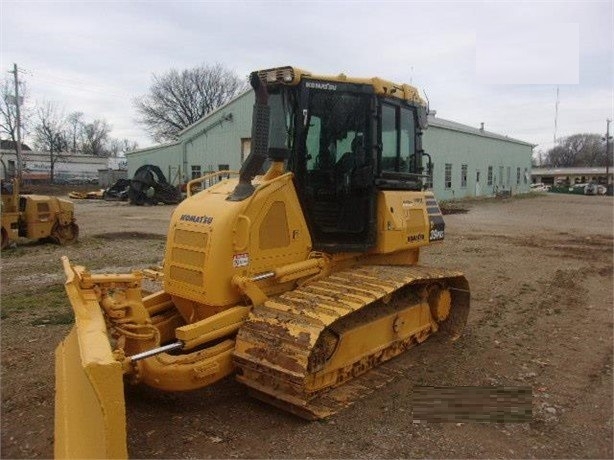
[{"left": 303, "top": 91, "right": 368, "bottom": 171}]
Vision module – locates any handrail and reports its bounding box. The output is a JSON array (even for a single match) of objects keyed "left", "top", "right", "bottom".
[{"left": 186, "top": 170, "right": 240, "bottom": 197}]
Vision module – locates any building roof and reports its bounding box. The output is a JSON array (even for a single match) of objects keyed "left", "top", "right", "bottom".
[
  {"left": 127, "top": 88, "right": 535, "bottom": 157},
  {"left": 127, "top": 140, "right": 181, "bottom": 156},
  {"left": 127, "top": 90, "right": 253, "bottom": 158},
  {"left": 428, "top": 116, "right": 535, "bottom": 147},
  {"left": 178, "top": 89, "right": 253, "bottom": 139},
  {"left": 0, "top": 149, "right": 109, "bottom": 164},
  {"left": 532, "top": 166, "right": 613, "bottom": 175},
  {"left": 0, "top": 140, "right": 32, "bottom": 151}
]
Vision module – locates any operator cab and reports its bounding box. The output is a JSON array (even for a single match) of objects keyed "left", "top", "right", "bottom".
[{"left": 269, "top": 77, "right": 428, "bottom": 253}]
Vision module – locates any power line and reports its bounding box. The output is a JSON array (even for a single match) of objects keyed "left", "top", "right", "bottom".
[
  {"left": 18, "top": 66, "right": 133, "bottom": 99},
  {"left": 553, "top": 85, "right": 559, "bottom": 144},
  {"left": 17, "top": 66, "right": 33, "bottom": 76},
  {"left": 28, "top": 74, "right": 131, "bottom": 99}
]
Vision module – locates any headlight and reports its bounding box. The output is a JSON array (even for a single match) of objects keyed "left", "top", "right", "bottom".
[
  {"left": 266, "top": 70, "right": 278, "bottom": 83},
  {"left": 260, "top": 67, "right": 295, "bottom": 84},
  {"left": 281, "top": 68, "right": 294, "bottom": 82}
]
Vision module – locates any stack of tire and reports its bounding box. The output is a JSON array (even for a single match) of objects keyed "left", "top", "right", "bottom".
[
  {"left": 128, "top": 165, "right": 182, "bottom": 205},
  {"left": 103, "top": 179, "right": 132, "bottom": 201}
]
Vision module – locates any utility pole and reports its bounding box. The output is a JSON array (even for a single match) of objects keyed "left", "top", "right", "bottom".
[
  {"left": 554, "top": 86, "right": 559, "bottom": 143},
  {"left": 605, "top": 119, "right": 612, "bottom": 187},
  {"left": 9, "top": 63, "right": 23, "bottom": 180}
]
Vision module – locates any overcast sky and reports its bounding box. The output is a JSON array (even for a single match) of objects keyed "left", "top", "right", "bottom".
[{"left": 1, "top": 0, "right": 612, "bottom": 155}]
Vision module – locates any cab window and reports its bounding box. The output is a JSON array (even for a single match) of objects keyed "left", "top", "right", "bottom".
[{"left": 380, "top": 103, "right": 417, "bottom": 173}]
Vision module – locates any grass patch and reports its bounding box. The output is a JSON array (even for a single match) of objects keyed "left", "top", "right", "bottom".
[
  {"left": 439, "top": 201, "right": 470, "bottom": 215},
  {"left": 69, "top": 236, "right": 165, "bottom": 271},
  {"left": 440, "top": 192, "right": 545, "bottom": 210},
  {"left": 0, "top": 245, "right": 30, "bottom": 258},
  {"left": 31, "top": 312, "right": 74, "bottom": 326},
  {"left": 518, "top": 282, "right": 536, "bottom": 294},
  {"left": 512, "top": 192, "right": 547, "bottom": 200},
  {"left": 1, "top": 284, "right": 67, "bottom": 314},
  {"left": 93, "top": 232, "right": 166, "bottom": 241}
]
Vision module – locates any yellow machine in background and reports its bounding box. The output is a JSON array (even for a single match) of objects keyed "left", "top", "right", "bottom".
[
  {"left": 55, "top": 66, "right": 470, "bottom": 458},
  {"left": 1, "top": 179, "right": 78, "bottom": 249}
]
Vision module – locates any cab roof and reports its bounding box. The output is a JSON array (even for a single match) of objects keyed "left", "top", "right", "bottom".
[{"left": 258, "top": 66, "right": 425, "bottom": 106}]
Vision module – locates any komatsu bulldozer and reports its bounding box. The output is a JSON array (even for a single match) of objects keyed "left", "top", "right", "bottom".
[{"left": 54, "top": 66, "right": 469, "bottom": 458}]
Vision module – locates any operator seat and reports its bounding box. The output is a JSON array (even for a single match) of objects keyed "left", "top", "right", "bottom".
[
  {"left": 336, "top": 135, "right": 367, "bottom": 233},
  {"left": 336, "top": 135, "right": 366, "bottom": 185}
]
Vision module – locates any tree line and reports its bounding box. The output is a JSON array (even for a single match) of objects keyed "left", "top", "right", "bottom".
[
  {"left": 134, "top": 63, "right": 247, "bottom": 142},
  {"left": 5, "top": 63, "right": 612, "bottom": 182},
  {"left": 0, "top": 75, "right": 140, "bottom": 183},
  {"left": 536, "top": 133, "right": 612, "bottom": 168},
  {"left": 1, "top": 79, "right": 140, "bottom": 157},
  {"left": 1, "top": 63, "right": 246, "bottom": 183}
]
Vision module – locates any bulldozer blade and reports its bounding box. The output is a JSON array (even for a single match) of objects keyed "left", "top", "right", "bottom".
[
  {"left": 55, "top": 264, "right": 128, "bottom": 459},
  {"left": 55, "top": 327, "right": 127, "bottom": 459}
]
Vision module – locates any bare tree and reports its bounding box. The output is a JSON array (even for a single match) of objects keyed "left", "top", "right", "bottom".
[
  {"left": 82, "top": 119, "right": 111, "bottom": 156},
  {"left": 0, "top": 78, "right": 20, "bottom": 145},
  {"left": 108, "top": 137, "right": 139, "bottom": 157},
  {"left": 121, "top": 138, "right": 139, "bottom": 153},
  {"left": 546, "top": 145, "right": 577, "bottom": 167},
  {"left": 107, "top": 138, "right": 123, "bottom": 157},
  {"left": 0, "top": 77, "right": 30, "bottom": 178},
  {"left": 545, "top": 133, "right": 607, "bottom": 167},
  {"left": 33, "top": 101, "right": 69, "bottom": 183},
  {"left": 66, "top": 111, "right": 84, "bottom": 153},
  {"left": 134, "top": 63, "right": 247, "bottom": 142}
]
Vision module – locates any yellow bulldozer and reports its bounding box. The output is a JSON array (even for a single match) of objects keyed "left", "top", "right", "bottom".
[
  {"left": 55, "top": 66, "right": 470, "bottom": 458},
  {"left": 1, "top": 178, "right": 78, "bottom": 249}
]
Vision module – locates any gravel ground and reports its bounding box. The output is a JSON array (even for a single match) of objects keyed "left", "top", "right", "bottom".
[{"left": 1, "top": 192, "right": 612, "bottom": 459}]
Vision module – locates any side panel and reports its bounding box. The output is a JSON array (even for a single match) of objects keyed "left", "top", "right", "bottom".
[
  {"left": 373, "top": 190, "right": 442, "bottom": 254},
  {"left": 164, "top": 174, "right": 312, "bottom": 310},
  {"left": 23, "top": 196, "right": 56, "bottom": 239}
]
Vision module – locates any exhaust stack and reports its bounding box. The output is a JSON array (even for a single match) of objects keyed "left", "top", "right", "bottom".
[{"left": 228, "top": 72, "right": 270, "bottom": 201}]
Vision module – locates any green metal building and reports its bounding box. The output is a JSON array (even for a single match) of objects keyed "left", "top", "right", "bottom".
[
  {"left": 127, "top": 90, "right": 534, "bottom": 200},
  {"left": 425, "top": 117, "right": 534, "bottom": 199}
]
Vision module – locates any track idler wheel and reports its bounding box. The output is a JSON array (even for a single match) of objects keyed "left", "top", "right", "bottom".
[
  {"left": 433, "top": 277, "right": 470, "bottom": 340},
  {"left": 308, "top": 329, "right": 339, "bottom": 373},
  {"left": 428, "top": 285, "right": 452, "bottom": 321}
]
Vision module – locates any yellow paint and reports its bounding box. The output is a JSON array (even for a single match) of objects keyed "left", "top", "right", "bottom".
[
  {"left": 55, "top": 259, "right": 127, "bottom": 459},
  {"left": 54, "top": 66, "right": 468, "bottom": 459},
  {"left": 1, "top": 179, "right": 78, "bottom": 248},
  {"left": 163, "top": 171, "right": 312, "bottom": 313},
  {"left": 373, "top": 191, "right": 431, "bottom": 253},
  {"left": 257, "top": 66, "right": 425, "bottom": 105}
]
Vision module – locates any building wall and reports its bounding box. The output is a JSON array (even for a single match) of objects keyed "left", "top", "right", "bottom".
[
  {"left": 127, "top": 91, "right": 533, "bottom": 199},
  {"left": 128, "top": 91, "right": 254, "bottom": 184},
  {"left": 98, "top": 169, "right": 128, "bottom": 187},
  {"left": 424, "top": 125, "right": 533, "bottom": 200},
  {"left": 1, "top": 149, "right": 109, "bottom": 182},
  {"left": 127, "top": 142, "right": 184, "bottom": 184},
  {"left": 531, "top": 167, "right": 613, "bottom": 186},
  {"left": 184, "top": 91, "right": 253, "bottom": 177}
]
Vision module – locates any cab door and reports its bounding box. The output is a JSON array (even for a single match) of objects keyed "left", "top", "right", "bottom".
[{"left": 294, "top": 84, "right": 376, "bottom": 252}]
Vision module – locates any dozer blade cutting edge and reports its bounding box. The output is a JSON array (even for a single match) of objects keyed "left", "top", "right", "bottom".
[{"left": 54, "top": 257, "right": 127, "bottom": 459}]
